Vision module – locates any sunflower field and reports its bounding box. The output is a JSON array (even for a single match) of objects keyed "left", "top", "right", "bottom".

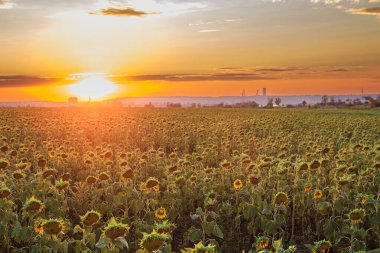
[{"left": 0, "top": 108, "right": 379, "bottom": 253}]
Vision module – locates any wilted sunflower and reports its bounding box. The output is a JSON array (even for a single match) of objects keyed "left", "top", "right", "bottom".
[
  {"left": 98, "top": 172, "right": 110, "bottom": 181},
  {"left": 313, "top": 190, "right": 323, "bottom": 199},
  {"left": 104, "top": 217, "right": 129, "bottom": 240},
  {"left": 274, "top": 192, "right": 288, "bottom": 205},
  {"left": 42, "top": 219, "right": 64, "bottom": 236},
  {"left": 24, "top": 196, "right": 44, "bottom": 212},
  {"left": 248, "top": 175, "right": 261, "bottom": 186},
  {"left": 154, "top": 220, "right": 176, "bottom": 234},
  {"left": 82, "top": 210, "right": 101, "bottom": 227},
  {"left": 122, "top": 168, "right": 134, "bottom": 179},
  {"left": 86, "top": 176, "right": 97, "bottom": 184},
  {"left": 146, "top": 177, "right": 159, "bottom": 189},
  {"left": 55, "top": 179, "right": 69, "bottom": 191},
  {"left": 0, "top": 158, "right": 10, "bottom": 170},
  {"left": 349, "top": 209, "right": 365, "bottom": 223},
  {"left": 233, "top": 179, "right": 243, "bottom": 190},
  {"left": 155, "top": 207, "right": 167, "bottom": 220},
  {"left": 0, "top": 187, "right": 11, "bottom": 199},
  {"left": 140, "top": 230, "right": 168, "bottom": 252},
  {"left": 313, "top": 240, "right": 332, "bottom": 253}
]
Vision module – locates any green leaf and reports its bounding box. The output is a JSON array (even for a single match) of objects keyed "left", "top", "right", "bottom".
[
  {"left": 188, "top": 228, "right": 203, "bottom": 242},
  {"left": 243, "top": 204, "right": 256, "bottom": 220},
  {"left": 370, "top": 212, "right": 380, "bottom": 226},
  {"left": 96, "top": 236, "right": 111, "bottom": 249},
  {"left": 212, "top": 224, "right": 224, "bottom": 239},
  {"left": 201, "top": 221, "right": 214, "bottom": 235}
]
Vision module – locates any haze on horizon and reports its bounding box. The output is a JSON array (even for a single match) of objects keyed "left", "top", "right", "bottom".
[{"left": 0, "top": 0, "right": 380, "bottom": 102}]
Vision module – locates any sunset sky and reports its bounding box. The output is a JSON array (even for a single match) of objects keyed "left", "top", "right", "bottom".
[{"left": 0, "top": 0, "right": 380, "bottom": 101}]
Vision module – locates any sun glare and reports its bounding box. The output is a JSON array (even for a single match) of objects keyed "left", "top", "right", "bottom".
[{"left": 68, "top": 75, "right": 118, "bottom": 100}]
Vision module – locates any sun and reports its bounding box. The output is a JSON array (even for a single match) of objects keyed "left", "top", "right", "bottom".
[{"left": 68, "top": 75, "right": 118, "bottom": 100}]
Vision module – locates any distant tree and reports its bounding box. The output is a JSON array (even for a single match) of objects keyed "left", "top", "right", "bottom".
[
  {"left": 275, "top": 97, "right": 282, "bottom": 106},
  {"left": 321, "top": 95, "right": 328, "bottom": 105},
  {"left": 267, "top": 98, "right": 274, "bottom": 108},
  {"left": 302, "top": 100, "right": 307, "bottom": 107},
  {"left": 330, "top": 97, "right": 335, "bottom": 105}
]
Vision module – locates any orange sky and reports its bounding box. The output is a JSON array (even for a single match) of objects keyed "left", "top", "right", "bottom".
[{"left": 0, "top": 0, "right": 380, "bottom": 101}]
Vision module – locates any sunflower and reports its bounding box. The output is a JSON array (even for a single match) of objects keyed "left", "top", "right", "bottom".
[
  {"left": 34, "top": 221, "right": 44, "bottom": 235},
  {"left": 349, "top": 209, "right": 365, "bottom": 223},
  {"left": 42, "top": 219, "right": 64, "bottom": 236},
  {"left": 86, "top": 176, "right": 97, "bottom": 184},
  {"left": 154, "top": 220, "right": 176, "bottom": 234},
  {"left": 24, "top": 196, "right": 44, "bottom": 212},
  {"left": 139, "top": 230, "right": 168, "bottom": 252},
  {"left": 146, "top": 177, "right": 159, "bottom": 189},
  {"left": 256, "top": 236, "right": 270, "bottom": 251},
  {"left": 274, "top": 192, "right": 288, "bottom": 205},
  {"left": 155, "top": 207, "right": 167, "bottom": 220},
  {"left": 0, "top": 187, "right": 11, "bottom": 199},
  {"left": 313, "top": 190, "right": 323, "bottom": 199},
  {"left": 55, "top": 179, "right": 69, "bottom": 191},
  {"left": 122, "top": 168, "right": 134, "bottom": 179},
  {"left": 360, "top": 194, "right": 369, "bottom": 205},
  {"left": 82, "top": 210, "right": 101, "bottom": 227},
  {"left": 313, "top": 240, "right": 332, "bottom": 253},
  {"left": 304, "top": 183, "right": 313, "bottom": 192},
  {"left": 248, "top": 175, "right": 261, "bottom": 186},
  {"left": 104, "top": 217, "right": 129, "bottom": 240},
  {"left": 98, "top": 172, "right": 110, "bottom": 181},
  {"left": 233, "top": 179, "right": 243, "bottom": 190}
]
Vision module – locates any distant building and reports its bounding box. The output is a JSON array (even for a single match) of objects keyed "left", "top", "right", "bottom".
[
  {"left": 263, "top": 88, "right": 267, "bottom": 97},
  {"left": 68, "top": 97, "right": 78, "bottom": 106}
]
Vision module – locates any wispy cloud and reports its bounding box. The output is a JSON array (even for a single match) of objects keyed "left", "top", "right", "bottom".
[
  {"left": 90, "top": 6, "right": 159, "bottom": 17},
  {"left": 199, "top": 29, "right": 221, "bottom": 33},
  {"left": 346, "top": 6, "right": 380, "bottom": 16},
  {"left": 0, "top": 76, "right": 61, "bottom": 87}
]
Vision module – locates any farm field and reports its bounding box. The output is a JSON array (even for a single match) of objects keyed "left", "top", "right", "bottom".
[{"left": 0, "top": 108, "right": 379, "bottom": 253}]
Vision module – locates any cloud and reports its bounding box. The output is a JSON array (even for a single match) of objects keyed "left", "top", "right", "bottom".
[
  {"left": 0, "top": 0, "right": 14, "bottom": 9},
  {"left": 199, "top": 29, "right": 221, "bottom": 33},
  {"left": 89, "top": 6, "right": 160, "bottom": 17},
  {"left": 346, "top": 6, "right": 380, "bottom": 16},
  {"left": 118, "top": 73, "right": 273, "bottom": 82},
  {"left": 0, "top": 76, "right": 62, "bottom": 87}
]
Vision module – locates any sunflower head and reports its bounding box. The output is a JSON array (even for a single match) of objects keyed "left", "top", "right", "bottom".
[
  {"left": 104, "top": 217, "right": 130, "bottom": 240},
  {"left": 122, "top": 168, "right": 134, "bottom": 179},
  {"left": 274, "top": 192, "right": 288, "bottom": 205},
  {"left": 248, "top": 175, "right": 261, "bottom": 186},
  {"left": 304, "top": 183, "right": 313, "bottom": 192},
  {"left": 24, "top": 196, "right": 44, "bottom": 212},
  {"left": 154, "top": 220, "right": 176, "bottom": 234},
  {"left": 155, "top": 207, "right": 167, "bottom": 220},
  {"left": 82, "top": 210, "right": 101, "bottom": 227},
  {"left": 55, "top": 179, "right": 69, "bottom": 191},
  {"left": 13, "top": 171, "right": 25, "bottom": 180},
  {"left": 86, "top": 176, "right": 97, "bottom": 184},
  {"left": 0, "top": 158, "right": 10, "bottom": 170},
  {"left": 193, "top": 241, "right": 216, "bottom": 253},
  {"left": 42, "top": 219, "right": 64, "bottom": 236},
  {"left": 256, "top": 236, "right": 270, "bottom": 251},
  {"left": 146, "top": 177, "right": 159, "bottom": 189},
  {"left": 0, "top": 187, "right": 11, "bottom": 199},
  {"left": 42, "top": 168, "right": 57, "bottom": 179},
  {"left": 349, "top": 209, "right": 365, "bottom": 223},
  {"left": 313, "top": 190, "right": 323, "bottom": 199},
  {"left": 233, "top": 179, "right": 243, "bottom": 190},
  {"left": 313, "top": 240, "right": 332, "bottom": 253},
  {"left": 140, "top": 230, "right": 168, "bottom": 252},
  {"left": 98, "top": 172, "right": 110, "bottom": 181}
]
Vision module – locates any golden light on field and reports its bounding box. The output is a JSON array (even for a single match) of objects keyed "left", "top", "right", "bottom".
[{"left": 68, "top": 74, "right": 118, "bottom": 100}]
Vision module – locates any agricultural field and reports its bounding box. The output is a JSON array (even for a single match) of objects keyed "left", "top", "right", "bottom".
[{"left": 0, "top": 108, "right": 379, "bottom": 253}]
